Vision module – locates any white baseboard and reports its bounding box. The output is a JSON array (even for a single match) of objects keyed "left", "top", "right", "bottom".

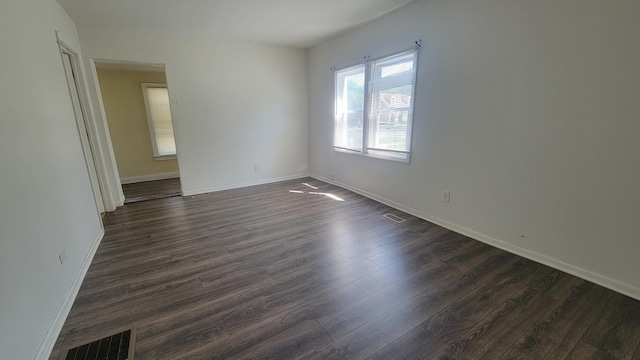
[
  {"left": 310, "top": 174, "right": 640, "bottom": 301},
  {"left": 120, "top": 171, "right": 180, "bottom": 184},
  {"left": 35, "top": 227, "right": 105, "bottom": 360},
  {"left": 116, "top": 193, "right": 125, "bottom": 208},
  {"left": 182, "top": 174, "right": 310, "bottom": 196}
]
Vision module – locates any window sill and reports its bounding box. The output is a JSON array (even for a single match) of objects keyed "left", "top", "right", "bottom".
[
  {"left": 334, "top": 147, "right": 410, "bottom": 164},
  {"left": 154, "top": 155, "right": 177, "bottom": 161}
]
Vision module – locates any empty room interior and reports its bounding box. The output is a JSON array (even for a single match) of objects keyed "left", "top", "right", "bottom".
[{"left": 1, "top": 0, "right": 640, "bottom": 359}]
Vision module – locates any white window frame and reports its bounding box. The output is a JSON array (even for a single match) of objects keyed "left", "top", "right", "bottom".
[
  {"left": 141, "top": 83, "right": 177, "bottom": 161},
  {"left": 334, "top": 49, "right": 418, "bottom": 163}
]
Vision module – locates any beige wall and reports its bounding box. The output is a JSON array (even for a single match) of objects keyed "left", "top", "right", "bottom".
[{"left": 97, "top": 69, "right": 179, "bottom": 181}]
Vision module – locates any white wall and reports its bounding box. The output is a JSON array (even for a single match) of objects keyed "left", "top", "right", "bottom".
[
  {"left": 309, "top": 0, "right": 640, "bottom": 298},
  {"left": 77, "top": 26, "right": 309, "bottom": 196},
  {"left": 0, "top": 0, "right": 103, "bottom": 358}
]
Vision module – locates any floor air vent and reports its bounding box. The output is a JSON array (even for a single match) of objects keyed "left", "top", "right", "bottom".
[
  {"left": 383, "top": 213, "right": 406, "bottom": 223},
  {"left": 62, "top": 328, "right": 136, "bottom": 360}
]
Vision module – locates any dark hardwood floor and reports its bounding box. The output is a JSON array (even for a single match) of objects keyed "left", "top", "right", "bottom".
[
  {"left": 122, "top": 177, "right": 182, "bottom": 203},
  {"left": 49, "top": 178, "right": 640, "bottom": 360}
]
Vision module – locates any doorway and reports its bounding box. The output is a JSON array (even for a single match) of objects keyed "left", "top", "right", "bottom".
[{"left": 93, "top": 61, "right": 182, "bottom": 203}]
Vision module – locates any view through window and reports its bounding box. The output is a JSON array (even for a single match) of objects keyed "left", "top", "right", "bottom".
[{"left": 334, "top": 50, "right": 417, "bottom": 162}]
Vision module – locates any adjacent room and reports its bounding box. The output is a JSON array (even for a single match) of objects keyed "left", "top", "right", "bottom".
[
  {"left": 95, "top": 62, "right": 182, "bottom": 203},
  {"left": 1, "top": 0, "right": 639, "bottom": 359}
]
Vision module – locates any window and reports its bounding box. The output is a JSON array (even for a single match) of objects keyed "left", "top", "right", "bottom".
[
  {"left": 334, "top": 50, "right": 418, "bottom": 162},
  {"left": 141, "top": 83, "right": 177, "bottom": 160}
]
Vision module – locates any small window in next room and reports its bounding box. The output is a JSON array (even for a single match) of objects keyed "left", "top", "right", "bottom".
[
  {"left": 141, "top": 83, "right": 177, "bottom": 160},
  {"left": 334, "top": 49, "right": 418, "bottom": 162}
]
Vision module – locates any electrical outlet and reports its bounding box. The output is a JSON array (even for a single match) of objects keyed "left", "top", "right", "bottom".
[
  {"left": 59, "top": 249, "right": 67, "bottom": 264},
  {"left": 254, "top": 165, "right": 260, "bottom": 172},
  {"left": 442, "top": 191, "right": 451, "bottom": 203},
  {"left": 330, "top": 174, "right": 335, "bottom": 180}
]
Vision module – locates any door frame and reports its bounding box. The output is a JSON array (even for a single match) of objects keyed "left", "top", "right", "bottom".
[
  {"left": 57, "top": 33, "right": 106, "bottom": 214},
  {"left": 90, "top": 59, "right": 182, "bottom": 197}
]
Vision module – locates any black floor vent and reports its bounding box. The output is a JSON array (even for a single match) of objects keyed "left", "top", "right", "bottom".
[
  {"left": 383, "top": 213, "right": 406, "bottom": 223},
  {"left": 62, "top": 328, "right": 135, "bottom": 360}
]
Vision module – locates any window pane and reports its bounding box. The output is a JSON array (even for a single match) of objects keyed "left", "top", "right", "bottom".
[
  {"left": 145, "top": 87, "right": 176, "bottom": 156},
  {"left": 335, "top": 66, "right": 365, "bottom": 151},
  {"left": 367, "top": 50, "right": 417, "bottom": 160},
  {"left": 369, "top": 84, "right": 413, "bottom": 152}
]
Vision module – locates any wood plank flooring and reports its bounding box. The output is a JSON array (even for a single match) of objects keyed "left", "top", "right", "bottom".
[
  {"left": 49, "top": 177, "right": 640, "bottom": 360},
  {"left": 122, "top": 177, "right": 182, "bottom": 203}
]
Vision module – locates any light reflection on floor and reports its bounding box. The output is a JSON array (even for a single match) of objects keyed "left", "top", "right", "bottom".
[
  {"left": 302, "top": 183, "right": 319, "bottom": 190},
  {"left": 288, "top": 189, "right": 345, "bottom": 202}
]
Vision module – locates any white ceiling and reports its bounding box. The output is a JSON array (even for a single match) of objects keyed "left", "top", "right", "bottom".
[{"left": 57, "top": 0, "right": 414, "bottom": 48}]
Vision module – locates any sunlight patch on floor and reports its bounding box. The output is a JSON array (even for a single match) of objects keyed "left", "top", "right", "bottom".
[{"left": 288, "top": 187, "right": 345, "bottom": 201}]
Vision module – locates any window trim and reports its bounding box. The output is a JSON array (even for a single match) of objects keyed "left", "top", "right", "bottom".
[
  {"left": 333, "top": 48, "right": 418, "bottom": 164},
  {"left": 141, "top": 83, "right": 177, "bottom": 161}
]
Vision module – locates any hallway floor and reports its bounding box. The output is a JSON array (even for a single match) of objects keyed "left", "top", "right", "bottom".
[{"left": 122, "top": 178, "right": 181, "bottom": 203}]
